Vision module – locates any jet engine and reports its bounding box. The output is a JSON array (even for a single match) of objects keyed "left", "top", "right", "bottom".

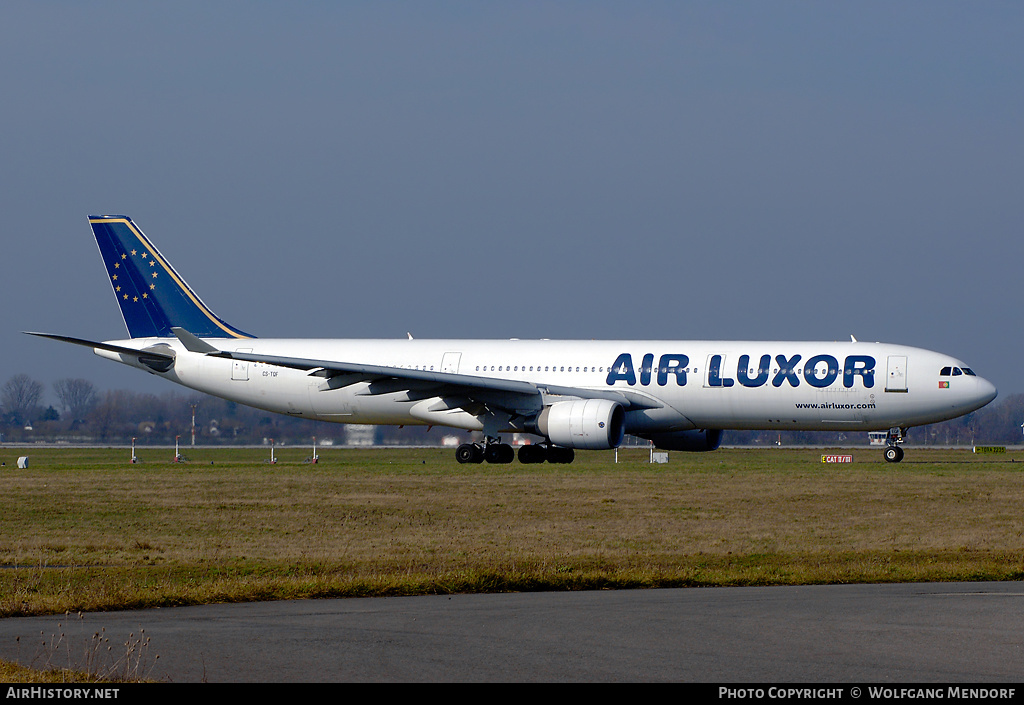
[
  {"left": 641, "top": 428, "right": 723, "bottom": 452},
  {"left": 535, "top": 399, "right": 625, "bottom": 450}
]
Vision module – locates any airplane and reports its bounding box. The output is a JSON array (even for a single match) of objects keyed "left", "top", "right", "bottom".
[{"left": 29, "top": 215, "right": 997, "bottom": 464}]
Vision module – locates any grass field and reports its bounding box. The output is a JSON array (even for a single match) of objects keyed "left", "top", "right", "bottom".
[{"left": 1, "top": 445, "right": 1023, "bottom": 618}]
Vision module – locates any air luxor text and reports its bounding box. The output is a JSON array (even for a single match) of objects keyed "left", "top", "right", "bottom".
[{"left": 606, "top": 353, "right": 876, "bottom": 389}]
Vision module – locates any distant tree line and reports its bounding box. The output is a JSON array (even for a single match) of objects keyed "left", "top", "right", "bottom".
[
  {"left": 2, "top": 372, "right": 1023, "bottom": 448},
  {"left": 0, "top": 373, "right": 447, "bottom": 447}
]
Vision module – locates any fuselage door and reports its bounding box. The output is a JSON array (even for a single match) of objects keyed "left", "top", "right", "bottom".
[
  {"left": 441, "top": 352, "right": 462, "bottom": 374},
  {"left": 885, "top": 355, "right": 908, "bottom": 393},
  {"left": 232, "top": 348, "right": 252, "bottom": 381},
  {"left": 704, "top": 353, "right": 734, "bottom": 388}
]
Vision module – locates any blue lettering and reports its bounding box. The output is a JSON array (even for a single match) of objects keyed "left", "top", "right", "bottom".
[
  {"left": 772, "top": 354, "right": 802, "bottom": 387},
  {"left": 803, "top": 354, "right": 839, "bottom": 388},
  {"left": 639, "top": 353, "right": 654, "bottom": 386},
  {"left": 657, "top": 354, "right": 689, "bottom": 386},
  {"left": 606, "top": 351, "right": 872, "bottom": 390},
  {"left": 737, "top": 354, "right": 771, "bottom": 388},
  {"left": 708, "top": 355, "right": 734, "bottom": 387},
  {"left": 843, "top": 355, "right": 875, "bottom": 388},
  {"left": 606, "top": 353, "right": 636, "bottom": 386}
]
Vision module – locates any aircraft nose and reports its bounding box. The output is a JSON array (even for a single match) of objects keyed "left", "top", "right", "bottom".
[{"left": 977, "top": 377, "right": 998, "bottom": 407}]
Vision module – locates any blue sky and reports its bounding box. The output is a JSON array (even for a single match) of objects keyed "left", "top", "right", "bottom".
[{"left": 2, "top": 2, "right": 1022, "bottom": 402}]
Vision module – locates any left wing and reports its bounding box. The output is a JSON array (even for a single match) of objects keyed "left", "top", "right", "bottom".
[{"left": 172, "top": 328, "right": 662, "bottom": 416}]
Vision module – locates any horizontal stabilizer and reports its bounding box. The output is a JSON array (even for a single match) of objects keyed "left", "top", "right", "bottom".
[{"left": 25, "top": 332, "right": 175, "bottom": 372}]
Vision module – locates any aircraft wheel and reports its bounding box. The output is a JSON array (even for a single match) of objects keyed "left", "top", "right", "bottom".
[
  {"left": 456, "top": 443, "right": 484, "bottom": 464},
  {"left": 884, "top": 446, "right": 904, "bottom": 463},
  {"left": 485, "top": 443, "right": 515, "bottom": 464},
  {"left": 547, "top": 446, "right": 575, "bottom": 464},
  {"left": 518, "top": 444, "right": 547, "bottom": 464}
]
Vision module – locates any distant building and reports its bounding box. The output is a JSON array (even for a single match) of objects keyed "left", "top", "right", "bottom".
[{"left": 346, "top": 424, "right": 377, "bottom": 446}]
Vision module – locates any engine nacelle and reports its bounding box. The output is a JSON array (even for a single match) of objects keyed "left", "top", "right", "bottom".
[
  {"left": 642, "top": 428, "right": 723, "bottom": 452},
  {"left": 536, "top": 399, "right": 625, "bottom": 450}
]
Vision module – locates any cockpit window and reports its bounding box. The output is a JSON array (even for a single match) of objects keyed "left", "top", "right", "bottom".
[
  {"left": 952, "top": 367, "right": 962, "bottom": 376},
  {"left": 940, "top": 366, "right": 975, "bottom": 377},
  {"left": 962, "top": 367, "right": 976, "bottom": 376},
  {"left": 940, "top": 366, "right": 952, "bottom": 376}
]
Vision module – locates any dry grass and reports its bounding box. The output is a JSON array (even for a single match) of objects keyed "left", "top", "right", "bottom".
[
  {"left": 0, "top": 659, "right": 102, "bottom": 683},
  {"left": 1, "top": 445, "right": 1023, "bottom": 618},
  {"left": 0, "top": 610, "right": 158, "bottom": 683}
]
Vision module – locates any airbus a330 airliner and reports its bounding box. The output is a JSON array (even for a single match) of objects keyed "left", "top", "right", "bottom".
[{"left": 30, "top": 216, "right": 997, "bottom": 464}]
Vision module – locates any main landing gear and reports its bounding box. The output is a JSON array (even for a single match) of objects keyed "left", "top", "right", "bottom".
[
  {"left": 883, "top": 427, "right": 906, "bottom": 463},
  {"left": 454, "top": 439, "right": 515, "bottom": 464},
  {"left": 455, "top": 438, "right": 575, "bottom": 464},
  {"left": 517, "top": 443, "right": 574, "bottom": 464}
]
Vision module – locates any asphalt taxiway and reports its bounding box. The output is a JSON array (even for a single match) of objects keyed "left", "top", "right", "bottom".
[{"left": 0, "top": 582, "right": 1021, "bottom": 682}]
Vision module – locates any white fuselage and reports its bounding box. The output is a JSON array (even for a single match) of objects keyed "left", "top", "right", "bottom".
[{"left": 95, "top": 337, "right": 998, "bottom": 436}]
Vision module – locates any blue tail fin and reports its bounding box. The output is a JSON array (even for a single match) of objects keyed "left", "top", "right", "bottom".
[{"left": 90, "top": 215, "right": 254, "bottom": 339}]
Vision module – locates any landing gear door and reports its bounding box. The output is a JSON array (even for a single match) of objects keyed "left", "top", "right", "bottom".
[{"left": 885, "top": 355, "right": 908, "bottom": 393}]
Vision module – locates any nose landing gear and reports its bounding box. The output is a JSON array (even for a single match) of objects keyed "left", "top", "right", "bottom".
[
  {"left": 883, "top": 445, "right": 904, "bottom": 463},
  {"left": 883, "top": 427, "right": 906, "bottom": 463}
]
